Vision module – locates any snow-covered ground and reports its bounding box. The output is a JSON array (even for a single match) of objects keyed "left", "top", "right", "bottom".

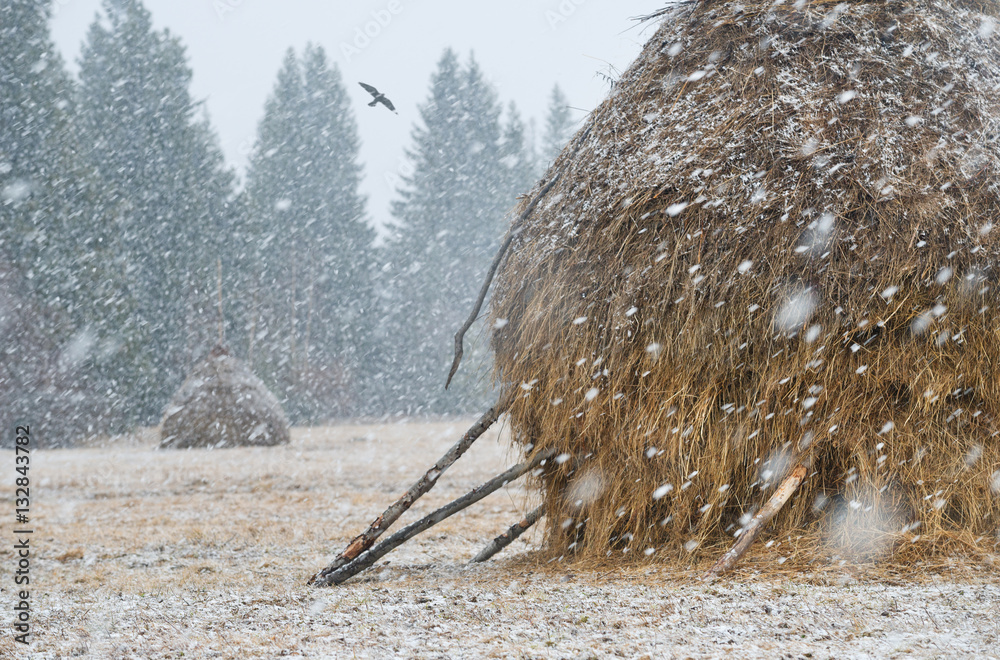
[{"left": 2, "top": 420, "right": 998, "bottom": 659}]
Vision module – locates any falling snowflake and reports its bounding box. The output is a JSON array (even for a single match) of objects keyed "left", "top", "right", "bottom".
[
  {"left": 775, "top": 290, "right": 818, "bottom": 332},
  {"left": 837, "top": 90, "right": 857, "bottom": 104},
  {"left": 652, "top": 483, "right": 674, "bottom": 500}
]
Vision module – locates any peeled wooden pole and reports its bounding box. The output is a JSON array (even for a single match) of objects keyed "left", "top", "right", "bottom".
[
  {"left": 703, "top": 464, "right": 808, "bottom": 580},
  {"left": 309, "top": 393, "right": 512, "bottom": 585},
  {"left": 314, "top": 449, "right": 556, "bottom": 586},
  {"left": 471, "top": 503, "right": 546, "bottom": 563}
]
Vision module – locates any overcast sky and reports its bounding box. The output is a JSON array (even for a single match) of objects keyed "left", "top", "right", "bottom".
[{"left": 50, "top": 0, "right": 660, "bottom": 231}]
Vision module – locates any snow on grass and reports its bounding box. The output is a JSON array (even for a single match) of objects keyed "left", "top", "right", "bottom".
[{"left": 0, "top": 421, "right": 997, "bottom": 659}]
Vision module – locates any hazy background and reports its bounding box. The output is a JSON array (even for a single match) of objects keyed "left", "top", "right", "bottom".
[{"left": 50, "top": 0, "right": 658, "bottom": 232}]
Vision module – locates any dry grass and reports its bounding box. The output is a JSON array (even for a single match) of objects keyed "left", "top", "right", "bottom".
[
  {"left": 0, "top": 420, "right": 528, "bottom": 657},
  {"left": 491, "top": 0, "right": 1000, "bottom": 563},
  {"left": 0, "top": 420, "right": 998, "bottom": 658}
]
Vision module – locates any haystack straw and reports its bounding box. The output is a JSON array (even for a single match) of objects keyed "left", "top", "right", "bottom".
[
  {"left": 160, "top": 345, "right": 290, "bottom": 449},
  {"left": 490, "top": 0, "right": 1000, "bottom": 564}
]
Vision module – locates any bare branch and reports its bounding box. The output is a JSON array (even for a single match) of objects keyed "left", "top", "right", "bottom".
[
  {"left": 445, "top": 122, "right": 596, "bottom": 389},
  {"left": 445, "top": 171, "right": 562, "bottom": 389}
]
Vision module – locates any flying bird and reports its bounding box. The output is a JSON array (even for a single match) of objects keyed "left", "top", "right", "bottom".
[{"left": 358, "top": 82, "right": 397, "bottom": 114}]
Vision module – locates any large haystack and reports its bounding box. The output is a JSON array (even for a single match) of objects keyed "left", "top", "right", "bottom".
[
  {"left": 491, "top": 0, "right": 1000, "bottom": 563},
  {"left": 160, "top": 346, "right": 290, "bottom": 449}
]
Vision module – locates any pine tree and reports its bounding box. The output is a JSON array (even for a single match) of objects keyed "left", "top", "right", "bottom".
[
  {"left": 0, "top": 0, "right": 64, "bottom": 445},
  {"left": 240, "top": 49, "right": 303, "bottom": 417},
  {"left": 0, "top": 0, "right": 136, "bottom": 445},
  {"left": 541, "top": 84, "right": 574, "bottom": 169},
  {"left": 244, "top": 45, "right": 375, "bottom": 422},
  {"left": 0, "top": 0, "right": 75, "bottom": 301},
  {"left": 380, "top": 51, "right": 528, "bottom": 414},
  {"left": 500, "top": 101, "right": 537, "bottom": 199},
  {"left": 77, "top": 0, "right": 237, "bottom": 422}
]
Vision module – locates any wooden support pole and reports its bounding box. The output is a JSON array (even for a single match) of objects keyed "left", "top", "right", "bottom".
[
  {"left": 216, "top": 257, "right": 225, "bottom": 344},
  {"left": 703, "top": 464, "right": 808, "bottom": 580},
  {"left": 313, "top": 449, "right": 556, "bottom": 587},
  {"left": 471, "top": 503, "right": 546, "bottom": 563},
  {"left": 309, "top": 393, "right": 513, "bottom": 585}
]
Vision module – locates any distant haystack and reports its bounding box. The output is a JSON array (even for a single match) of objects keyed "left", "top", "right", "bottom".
[
  {"left": 160, "top": 346, "right": 290, "bottom": 449},
  {"left": 490, "top": 0, "right": 1000, "bottom": 562}
]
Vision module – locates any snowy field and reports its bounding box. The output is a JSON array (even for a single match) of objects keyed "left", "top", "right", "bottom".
[{"left": 2, "top": 420, "right": 999, "bottom": 659}]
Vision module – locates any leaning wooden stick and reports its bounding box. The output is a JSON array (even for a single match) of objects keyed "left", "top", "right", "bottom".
[
  {"left": 445, "top": 229, "right": 516, "bottom": 390},
  {"left": 445, "top": 171, "right": 563, "bottom": 389},
  {"left": 314, "top": 449, "right": 556, "bottom": 586},
  {"left": 309, "top": 393, "right": 513, "bottom": 585},
  {"left": 703, "top": 464, "right": 808, "bottom": 580},
  {"left": 471, "top": 503, "right": 546, "bottom": 563},
  {"left": 446, "top": 122, "right": 595, "bottom": 389}
]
